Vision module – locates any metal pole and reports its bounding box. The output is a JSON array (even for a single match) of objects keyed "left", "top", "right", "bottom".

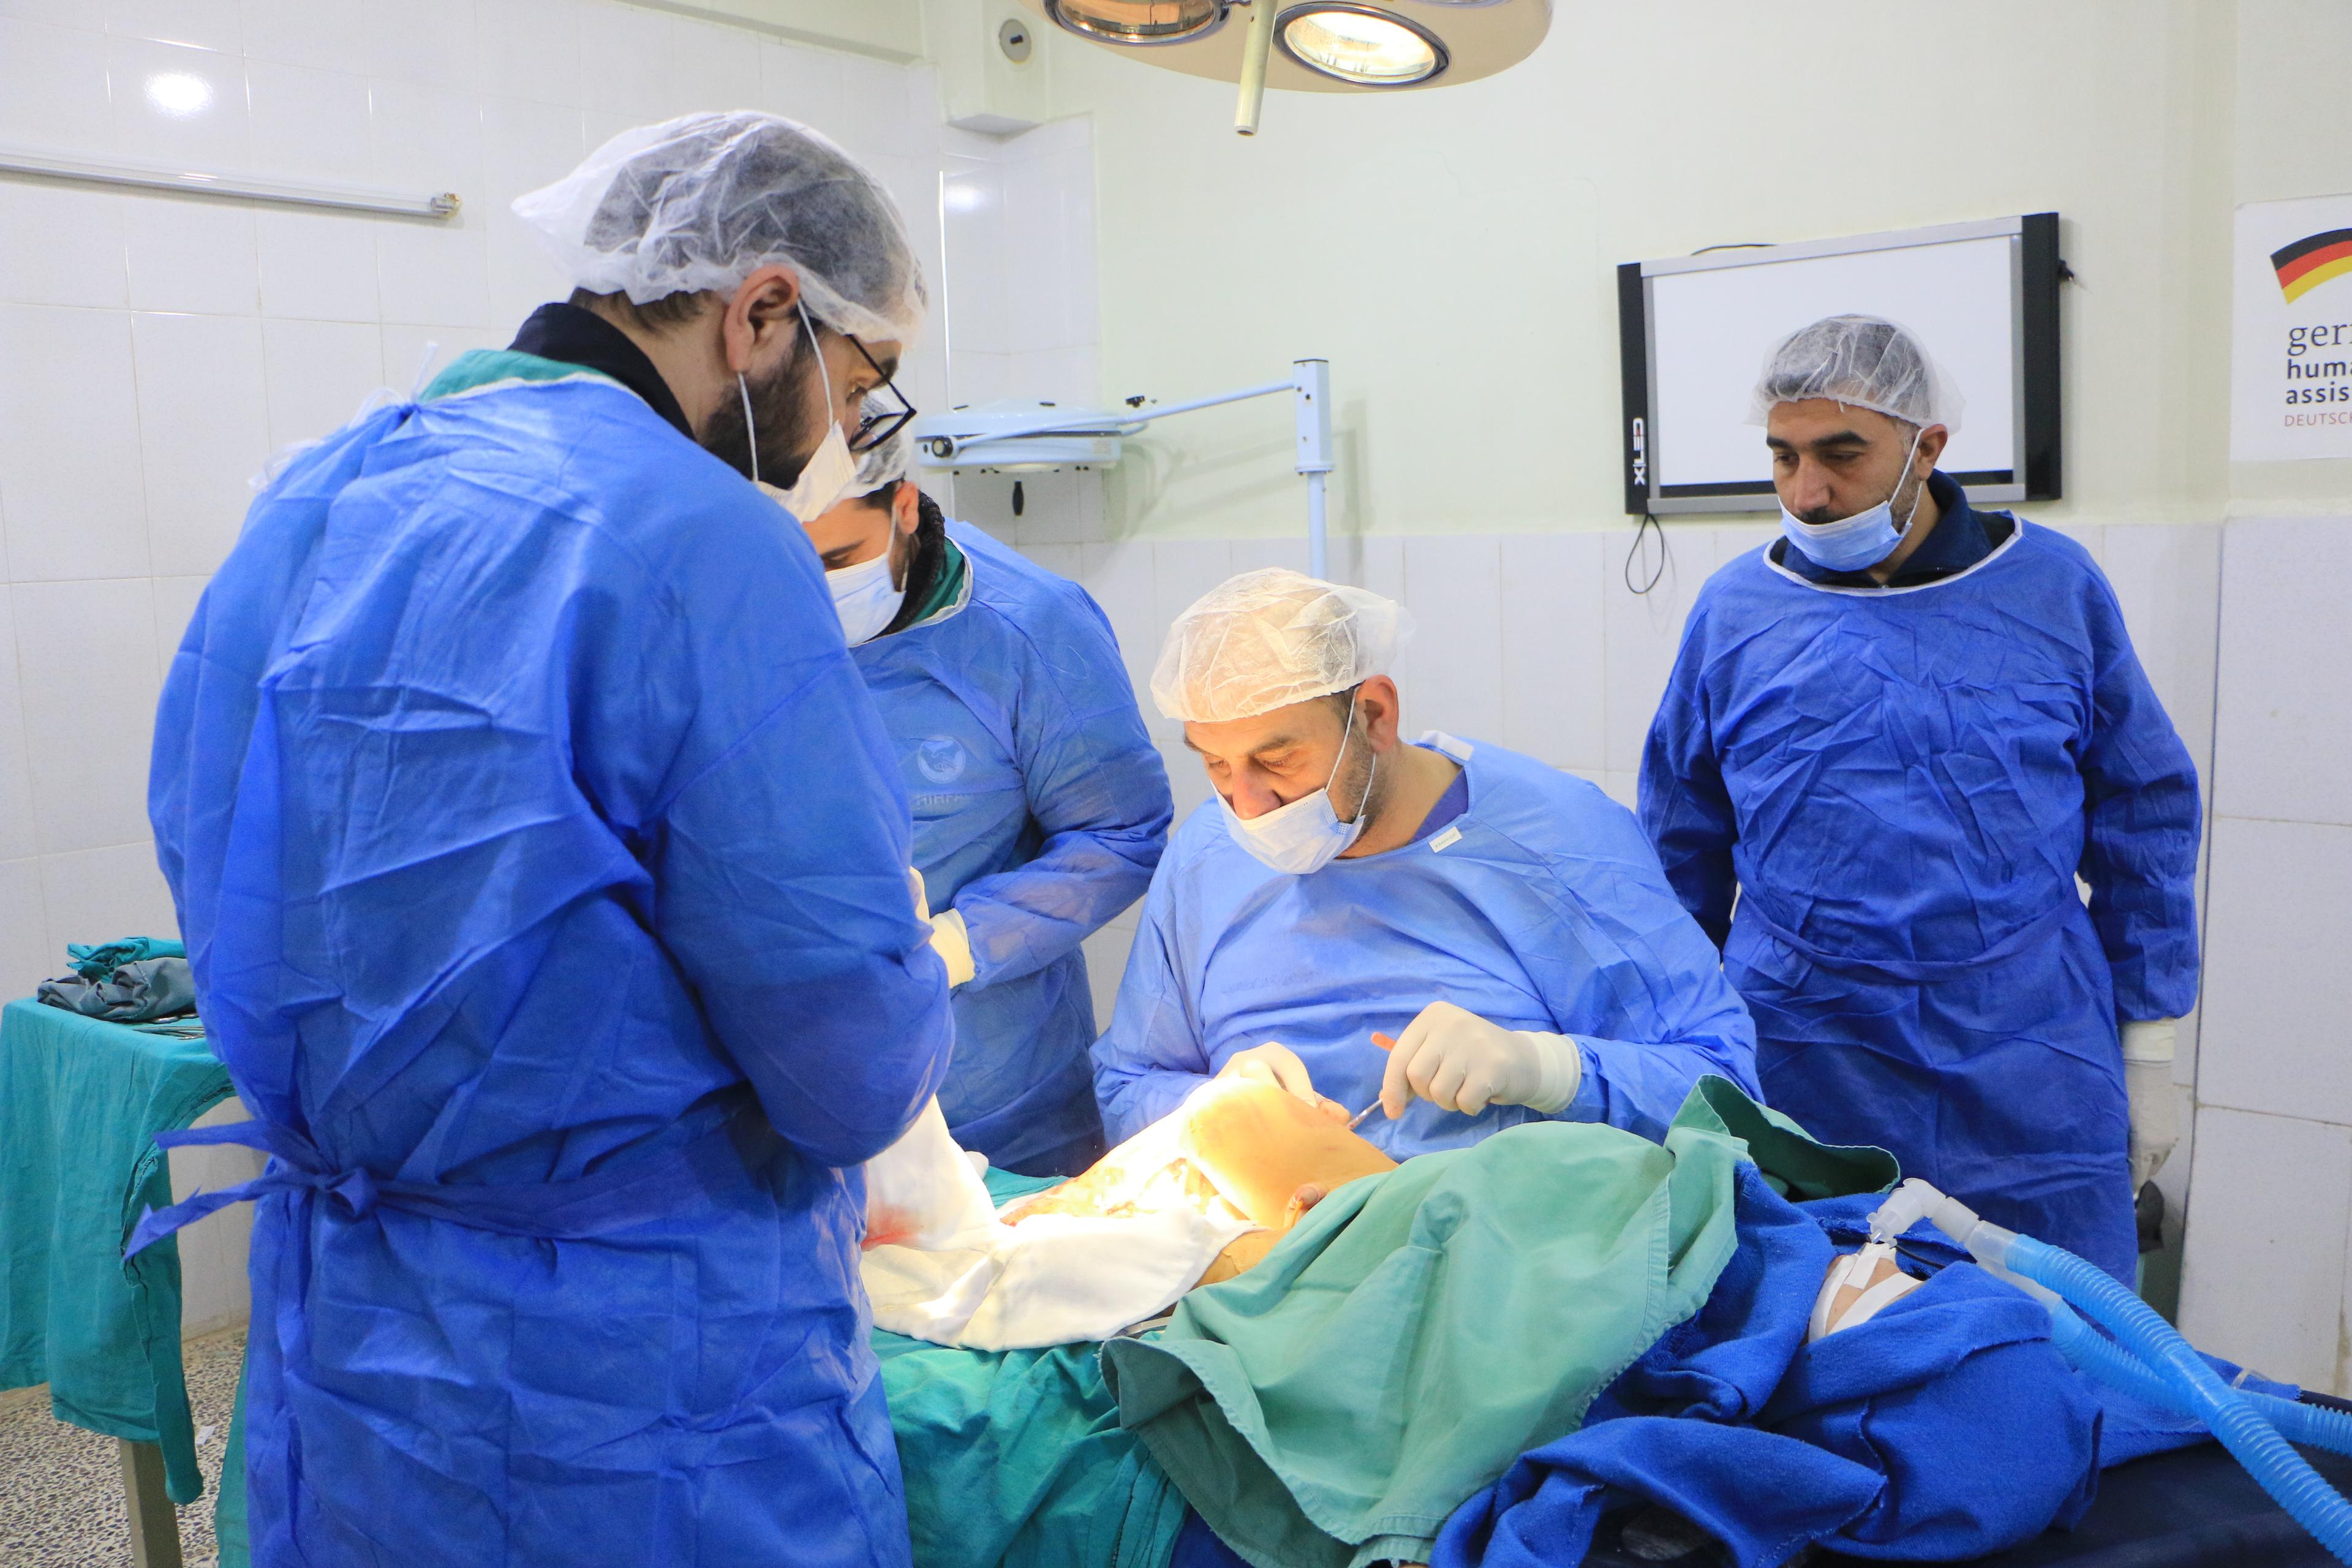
[
  {"left": 1293, "top": 358, "right": 1334, "bottom": 579},
  {"left": 1235, "top": 0, "right": 1277, "bottom": 136},
  {"left": 118, "top": 1439, "right": 184, "bottom": 1568}
]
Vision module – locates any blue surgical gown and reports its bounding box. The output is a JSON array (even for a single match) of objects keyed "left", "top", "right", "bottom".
[
  {"left": 1641, "top": 519, "right": 2201, "bottom": 1284},
  {"left": 1091, "top": 737, "right": 1758, "bottom": 1155},
  {"left": 146, "top": 358, "right": 954, "bottom": 1567},
  {"left": 852, "top": 522, "right": 1170, "bottom": 1174}
]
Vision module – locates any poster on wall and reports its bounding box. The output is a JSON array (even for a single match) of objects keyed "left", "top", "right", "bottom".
[{"left": 2233, "top": 192, "right": 2352, "bottom": 462}]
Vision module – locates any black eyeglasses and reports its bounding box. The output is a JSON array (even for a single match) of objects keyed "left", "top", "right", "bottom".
[{"left": 846, "top": 334, "right": 916, "bottom": 454}]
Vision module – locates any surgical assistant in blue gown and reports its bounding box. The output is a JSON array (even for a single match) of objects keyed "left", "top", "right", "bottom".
[
  {"left": 852, "top": 516, "right": 1170, "bottom": 1174},
  {"left": 1642, "top": 474, "right": 2201, "bottom": 1284},
  {"left": 1092, "top": 734, "right": 1759, "bottom": 1156},
  {"left": 145, "top": 321, "right": 954, "bottom": 1566}
]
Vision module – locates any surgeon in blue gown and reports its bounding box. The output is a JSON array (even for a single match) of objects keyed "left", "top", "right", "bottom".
[
  {"left": 1093, "top": 569, "right": 1757, "bottom": 1158},
  {"left": 1641, "top": 314, "right": 2201, "bottom": 1284},
  {"left": 793, "top": 434, "right": 1171, "bottom": 1175},
  {"left": 142, "top": 115, "right": 955, "bottom": 1567}
]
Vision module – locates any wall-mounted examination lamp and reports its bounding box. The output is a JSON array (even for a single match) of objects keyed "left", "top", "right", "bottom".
[
  {"left": 915, "top": 358, "right": 1339, "bottom": 576},
  {"left": 1021, "top": 0, "right": 1549, "bottom": 135}
]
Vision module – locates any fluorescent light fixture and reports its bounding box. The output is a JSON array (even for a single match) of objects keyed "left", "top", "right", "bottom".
[
  {"left": 1276, "top": 6, "right": 1447, "bottom": 85},
  {"left": 1045, "top": 0, "right": 1229, "bottom": 43},
  {"left": 0, "top": 143, "right": 461, "bottom": 220},
  {"left": 144, "top": 71, "right": 214, "bottom": 117}
]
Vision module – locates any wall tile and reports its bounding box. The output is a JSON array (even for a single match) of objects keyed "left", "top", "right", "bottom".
[
  {"left": 377, "top": 219, "right": 491, "bottom": 328},
  {"left": 134, "top": 311, "right": 270, "bottom": 578},
  {"left": 1601, "top": 523, "right": 1711, "bottom": 774},
  {"left": 758, "top": 39, "right": 846, "bottom": 129},
  {"left": 39, "top": 839, "right": 179, "bottom": 956},
  {"left": 1010, "top": 345, "right": 1099, "bottom": 407},
  {"left": 1081, "top": 921, "right": 1135, "bottom": 1035},
  {"left": 1077, "top": 540, "right": 1153, "bottom": 698},
  {"left": 941, "top": 164, "right": 1009, "bottom": 359},
  {"left": 836, "top": 52, "right": 925, "bottom": 162},
  {"left": 105, "top": 0, "right": 241, "bottom": 55},
  {"left": 0, "top": 304, "right": 150, "bottom": 582},
  {"left": 2198, "top": 815, "right": 2352, "bottom": 1126},
  {"left": 1008, "top": 470, "right": 1103, "bottom": 547},
  {"left": 2103, "top": 522, "right": 2221, "bottom": 782},
  {"left": 150, "top": 573, "right": 209, "bottom": 683},
  {"left": 367, "top": 77, "right": 482, "bottom": 195},
  {"left": 0, "top": 0, "right": 91, "bottom": 27},
  {"left": 262, "top": 316, "right": 384, "bottom": 452},
  {"left": 0, "top": 183, "right": 129, "bottom": 309},
  {"left": 247, "top": 59, "right": 372, "bottom": 185},
  {"left": 107, "top": 34, "right": 251, "bottom": 168},
  {"left": 480, "top": 94, "right": 584, "bottom": 208},
  {"left": 665, "top": 17, "right": 763, "bottom": 118},
  {"left": 0, "top": 858, "right": 48, "bottom": 1002},
  {"left": 0, "top": 20, "right": 111, "bottom": 151},
  {"left": 1501, "top": 531, "right": 1606, "bottom": 772},
  {"left": 2179, "top": 1106, "right": 2352, "bottom": 1393},
  {"left": 578, "top": 1, "right": 668, "bottom": 118},
  {"left": 239, "top": 0, "right": 362, "bottom": 72},
  {"left": 478, "top": 0, "right": 581, "bottom": 105},
  {"left": 256, "top": 208, "right": 382, "bottom": 322},
  {"left": 12, "top": 578, "right": 160, "bottom": 855},
  {"left": 2214, "top": 516, "right": 2352, "bottom": 826},
  {"left": 946, "top": 350, "right": 1011, "bottom": 410},
  {"left": 2037, "top": 519, "right": 2106, "bottom": 567},
  {"left": 1403, "top": 535, "right": 1502, "bottom": 744},
  {"left": 1147, "top": 539, "right": 1232, "bottom": 744},
  {"left": 363, "top": 0, "right": 479, "bottom": 94},
  {"left": 124, "top": 195, "right": 260, "bottom": 314},
  {"left": 0, "top": 590, "right": 35, "bottom": 861}
]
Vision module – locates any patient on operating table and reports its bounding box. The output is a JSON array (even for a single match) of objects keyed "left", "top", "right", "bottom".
[{"left": 861, "top": 1077, "right": 1396, "bottom": 1349}]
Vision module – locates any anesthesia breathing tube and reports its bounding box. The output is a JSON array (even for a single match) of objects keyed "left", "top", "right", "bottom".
[{"left": 1867, "top": 1178, "right": 2352, "bottom": 1565}]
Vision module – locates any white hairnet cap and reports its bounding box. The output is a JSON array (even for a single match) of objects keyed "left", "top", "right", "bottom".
[
  {"left": 513, "top": 111, "right": 927, "bottom": 345},
  {"left": 1152, "top": 569, "right": 1415, "bottom": 723},
  {"left": 1747, "top": 314, "right": 1964, "bottom": 434}
]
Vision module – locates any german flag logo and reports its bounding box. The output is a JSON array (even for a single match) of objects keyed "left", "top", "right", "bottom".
[{"left": 2274, "top": 228, "right": 2352, "bottom": 304}]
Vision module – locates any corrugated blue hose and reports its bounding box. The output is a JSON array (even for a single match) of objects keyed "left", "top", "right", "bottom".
[
  {"left": 2045, "top": 1295, "right": 2352, "bottom": 1457},
  {"left": 2010, "top": 1232, "right": 2352, "bottom": 1565}
]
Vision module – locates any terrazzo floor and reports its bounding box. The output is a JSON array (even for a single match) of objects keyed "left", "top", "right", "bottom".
[{"left": 0, "top": 1327, "right": 246, "bottom": 1567}]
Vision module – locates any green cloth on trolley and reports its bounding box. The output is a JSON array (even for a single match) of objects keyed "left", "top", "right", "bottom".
[
  {"left": 64, "top": 937, "right": 186, "bottom": 981},
  {"left": 0, "top": 997, "right": 234, "bottom": 1506},
  {"left": 1098, "top": 1077, "right": 1894, "bottom": 1568}
]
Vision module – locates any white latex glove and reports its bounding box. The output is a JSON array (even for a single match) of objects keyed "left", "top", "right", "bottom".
[
  {"left": 1376, "top": 1000, "right": 1583, "bottom": 1120},
  {"left": 1217, "top": 1042, "right": 1349, "bottom": 1121},
  {"left": 2122, "top": 1018, "right": 2180, "bottom": 1189},
  {"left": 929, "top": 907, "right": 977, "bottom": 989},
  {"left": 908, "top": 866, "right": 931, "bottom": 923}
]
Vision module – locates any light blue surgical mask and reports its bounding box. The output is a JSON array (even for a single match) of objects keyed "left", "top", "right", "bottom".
[
  {"left": 1219, "top": 697, "right": 1378, "bottom": 876},
  {"left": 1779, "top": 426, "right": 1927, "bottom": 573}
]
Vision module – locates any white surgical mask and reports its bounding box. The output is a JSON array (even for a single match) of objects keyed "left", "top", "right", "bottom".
[
  {"left": 1219, "top": 697, "right": 1378, "bottom": 876},
  {"left": 766, "top": 303, "right": 860, "bottom": 522},
  {"left": 1777, "top": 425, "right": 1928, "bottom": 573},
  {"left": 825, "top": 548, "right": 905, "bottom": 646}
]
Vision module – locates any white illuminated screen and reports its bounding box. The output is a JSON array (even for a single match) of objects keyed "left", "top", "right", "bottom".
[{"left": 1648, "top": 235, "right": 2017, "bottom": 490}]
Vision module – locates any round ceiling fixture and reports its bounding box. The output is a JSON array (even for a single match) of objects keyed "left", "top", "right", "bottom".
[
  {"left": 1044, "top": 0, "right": 1229, "bottom": 45},
  {"left": 1275, "top": 6, "right": 1448, "bottom": 86}
]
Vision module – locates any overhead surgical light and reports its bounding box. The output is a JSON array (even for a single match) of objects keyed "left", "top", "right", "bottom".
[
  {"left": 1021, "top": 0, "right": 1546, "bottom": 135},
  {"left": 1044, "top": 0, "right": 1228, "bottom": 43},
  {"left": 1277, "top": 6, "right": 1447, "bottom": 86}
]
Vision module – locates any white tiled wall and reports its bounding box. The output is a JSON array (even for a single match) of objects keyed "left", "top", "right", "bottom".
[
  {"left": 2181, "top": 515, "right": 2352, "bottom": 1393},
  {"left": 0, "top": 0, "right": 954, "bottom": 1002}
]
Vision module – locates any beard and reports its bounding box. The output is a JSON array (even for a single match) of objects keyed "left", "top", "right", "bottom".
[{"left": 699, "top": 342, "right": 823, "bottom": 488}]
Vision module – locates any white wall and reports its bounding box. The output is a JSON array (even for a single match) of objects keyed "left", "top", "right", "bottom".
[{"left": 0, "top": 0, "right": 951, "bottom": 1005}]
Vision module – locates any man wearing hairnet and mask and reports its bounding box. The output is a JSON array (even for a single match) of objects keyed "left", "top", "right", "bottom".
[
  {"left": 144, "top": 113, "right": 955, "bottom": 1566},
  {"left": 1091, "top": 568, "right": 1757, "bottom": 1156},
  {"left": 791, "top": 424, "right": 1171, "bottom": 1176},
  {"left": 1642, "top": 314, "right": 2200, "bottom": 1285}
]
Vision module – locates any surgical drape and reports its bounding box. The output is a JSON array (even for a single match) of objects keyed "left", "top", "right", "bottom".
[
  {"left": 855, "top": 523, "right": 1170, "bottom": 1172},
  {"left": 1092, "top": 739, "right": 1758, "bottom": 1156},
  {"left": 1640, "top": 521, "right": 2200, "bottom": 1283},
  {"left": 146, "top": 362, "right": 952, "bottom": 1567}
]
